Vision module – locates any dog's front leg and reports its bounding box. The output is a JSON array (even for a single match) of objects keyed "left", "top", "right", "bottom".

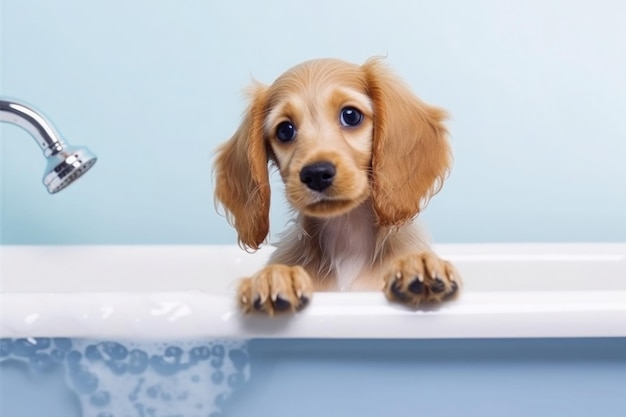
[
  {"left": 237, "top": 265, "right": 314, "bottom": 315},
  {"left": 383, "top": 252, "right": 462, "bottom": 305}
]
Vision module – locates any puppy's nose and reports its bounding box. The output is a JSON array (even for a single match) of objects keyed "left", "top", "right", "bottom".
[{"left": 300, "top": 162, "right": 336, "bottom": 192}]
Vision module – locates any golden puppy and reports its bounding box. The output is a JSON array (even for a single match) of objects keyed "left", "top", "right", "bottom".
[{"left": 214, "top": 58, "right": 461, "bottom": 314}]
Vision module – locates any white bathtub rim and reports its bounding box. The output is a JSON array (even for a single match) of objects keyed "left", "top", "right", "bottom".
[
  {"left": 2, "top": 243, "right": 626, "bottom": 294},
  {"left": 2, "top": 290, "right": 626, "bottom": 340},
  {"left": 1, "top": 243, "right": 625, "bottom": 340}
]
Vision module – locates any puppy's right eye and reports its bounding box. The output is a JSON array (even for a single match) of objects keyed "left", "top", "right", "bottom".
[
  {"left": 276, "top": 121, "right": 297, "bottom": 142},
  {"left": 340, "top": 107, "right": 363, "bottom": 127}
]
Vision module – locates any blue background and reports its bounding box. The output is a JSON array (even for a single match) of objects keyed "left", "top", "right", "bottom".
[{"left": 1, "top": 0, "right": 625, "bottom": 244}]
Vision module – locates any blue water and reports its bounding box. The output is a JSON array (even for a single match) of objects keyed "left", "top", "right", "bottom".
[
  {"left": 0, "top": 337, "right": 249, "bottom": 417},
  {"left": 2, "top": 337, "right": 626, "bottom": 417}
]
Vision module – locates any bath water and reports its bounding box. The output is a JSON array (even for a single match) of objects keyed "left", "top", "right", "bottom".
[{"left": 0, "top": 337, "right": 249, "bottom": 417}]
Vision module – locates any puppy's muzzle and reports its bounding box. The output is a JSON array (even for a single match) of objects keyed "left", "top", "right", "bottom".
[{"left": 300, "top": 161, "right": 336, "bottom": 192}]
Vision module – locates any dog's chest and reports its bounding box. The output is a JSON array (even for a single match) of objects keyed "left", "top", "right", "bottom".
[
  {"left": 333, "top": 254, "right": 368, "bottom": 291},
  {"left": 320, "top": 212, "right": 375, "bottom": 291}
]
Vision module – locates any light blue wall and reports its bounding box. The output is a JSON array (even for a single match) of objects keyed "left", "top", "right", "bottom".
[{"left": 1, "top": 0, "right": 625, "bottom": 244}]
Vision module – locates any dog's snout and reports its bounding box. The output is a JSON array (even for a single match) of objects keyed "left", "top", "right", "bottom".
[{"left": 300, "top": 162, "right": 336, "bottom": 192}]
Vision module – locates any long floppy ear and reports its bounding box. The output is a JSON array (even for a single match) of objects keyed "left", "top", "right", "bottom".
[
  {"left": 363, "top": 58, "right": 452, "bottom": 227},
  {"left": 214, "top": 83, "right": 270, "bottom": 250}
]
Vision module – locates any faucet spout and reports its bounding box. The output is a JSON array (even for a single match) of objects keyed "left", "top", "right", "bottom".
[{"left": 0, "top": 97, "right": 97, "bottom": 194}]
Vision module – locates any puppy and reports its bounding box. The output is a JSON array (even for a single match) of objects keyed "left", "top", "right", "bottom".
[{"left": 214, "top": 57, "right": 461, "bottom": 314}]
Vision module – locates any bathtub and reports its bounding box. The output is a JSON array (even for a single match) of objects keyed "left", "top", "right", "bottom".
[{"left": 1, "top": 243, "right": 625, "bottom": 417}]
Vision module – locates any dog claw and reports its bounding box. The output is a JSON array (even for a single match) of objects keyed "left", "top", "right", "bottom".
[
  {"left": 391, "top": 280, "right": 410, "bottom": 301},
  {"left": 253, "top": 296, "right": 263, "bottom": 311},
  {"left": 408, "top": 278, "right": 425, "bottom": 294},
  {"left": 446, "top": 281, "right": 459, "bottom": 298},
  {"left": 430, "top": 277, "right": 446, "bottom": 294},
  {"left": 297, "top": 296, "right": 310, "bottom": 311},
  {"left": 273, "top": 295, "right": 292, "bottom": 311}
]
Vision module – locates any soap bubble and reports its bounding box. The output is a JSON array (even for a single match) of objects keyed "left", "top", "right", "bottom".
[
  {"left": 90, "top": 390, "right": 111, "bottom": 407},
  {"left": 0, "top": 338, "right": 250, "bottom": 417},
  {"left": 211, "top": 371, "right": 224, "bottom": 385},
  {"left": 227, "top": 372, "right": 245, "bottom": 389},
  {"left": 164, "top": 346, "right": 183, "bottom": 359},
  {"left": 210, "top": 357, "right": 224, "bottom": 369},
  {"left": 29, "top": 352, "right": 54, "bottom": 373},
  {"left": 53, "top": 338, "right": 73, "bottom": 352},
  {"left": 211, "top": 345, "right": 225, "bottom": 358},
  {"left": 85, "top": 344, "right": 103, "bottom": 362},
  {"left": 106, "top": 360, "right": 127, "bottom": 376},
  {"left": 51, "top": 349, "right": 66, "bottom": 362},
  {"left": 66, "top": 350, "right": 83, "bottom": 373},
  {"left": 146, "top": 385, "right": 160, "bottom": 399},
  {"left": 228, "top": 349, "right": 249, "bottom": 371},
  {"left": 190, "top": 346, "right": 211, "bottom": 362},
  {"left": 100, "top": 342, "right": 128, "bottom": 361},
  {"left": 70, "top": 368, "right": 99, "bottom": 394},
  {"left": 150, "top": 354, "right": 182, "bottom": 376},
  {"left": 127, "top": 349, "right": 149, "bottom": 374},
  {"left": 13, "top": 338, "right": 47, "bottom": 357}
]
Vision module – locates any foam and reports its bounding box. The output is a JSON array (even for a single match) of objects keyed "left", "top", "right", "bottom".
[{"left": 0, "top": 337, "right": 250, "bottom": 416}]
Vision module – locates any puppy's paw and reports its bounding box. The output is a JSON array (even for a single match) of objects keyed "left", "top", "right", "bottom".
[
  {"left": 383, "top": 252, "right": 461, "bottom": 306},
  {"left": 237, "top": 264, "right": 313, "bottom": 315}
]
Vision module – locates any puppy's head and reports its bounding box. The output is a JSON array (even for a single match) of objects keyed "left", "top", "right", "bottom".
[{"left": 214, "top": 58, "right": 451, "bottom": 250}]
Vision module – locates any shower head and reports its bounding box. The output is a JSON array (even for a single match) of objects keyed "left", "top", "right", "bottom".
[
  {"left": 0, "top": 98, "right": 97, "bottom": 194},
  {"left": 43, "top": 144, "right": 98, "bottom": 194}
]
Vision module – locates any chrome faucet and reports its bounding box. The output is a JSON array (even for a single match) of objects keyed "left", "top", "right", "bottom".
[{"left": 0, "top": 97, "right": 97, "bottom": 194}]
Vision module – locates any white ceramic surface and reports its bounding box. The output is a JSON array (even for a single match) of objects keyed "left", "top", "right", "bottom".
[{"left": 1, "top": 244, "right": 625, "bottom": 339}]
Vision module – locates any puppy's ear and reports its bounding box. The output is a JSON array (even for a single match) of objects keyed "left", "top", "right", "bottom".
[
  {"left": 214, "top": 83, "right": 270, "bottom": 250},
  {"left": 363, "top": 58, "right": 451, "bottom": 227}
]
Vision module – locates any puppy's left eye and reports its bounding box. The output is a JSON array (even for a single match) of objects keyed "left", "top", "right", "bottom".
[
  {"left": 276, "top": 121, "right": 297, "bottom": 142},
  {"left": 340, "top": 107, "right": 363, "bottom": 127}
]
